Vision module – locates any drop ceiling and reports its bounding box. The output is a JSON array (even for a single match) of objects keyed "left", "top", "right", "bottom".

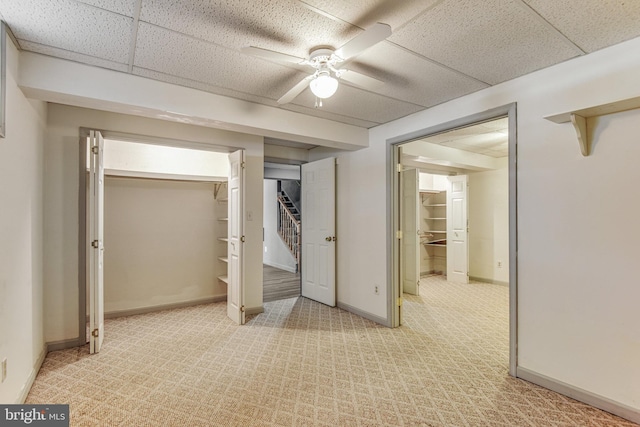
[{"left": 1, "top": 0, "right": 640, "bottom": 128}]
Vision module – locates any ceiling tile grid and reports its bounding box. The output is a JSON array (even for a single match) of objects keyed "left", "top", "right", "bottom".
[
  {"left": 1, "top": 0, "right": 132, "bottom": 64},
  {"left": 19, "top": 40, "right": 130, "bottom": 73},
  {"left": 297, "top": 0, "right": 442, "bottom": 33},
  {"left": 1, "top": 0, "right": 639, "bottom": 128},
  {"left": 389, "top": 0, "right": 584, "bottom": 85},
  {"left": 523, "top": 0, "right": 640, "bottom": 52},
  {"left": 139, "top": 0, "right": 360, "bottom": 58},
  {"left": 75, "top": 0, "right": 136, "bottom": 17},
  {"left": 348, "top": 42, "right": 489, "bottom": 108},
  {"left": 287, "top": 82, "right": 425, "bottom": 125},
  {"left": 133, "top": 22, "right": 308, "bottom": 99}
]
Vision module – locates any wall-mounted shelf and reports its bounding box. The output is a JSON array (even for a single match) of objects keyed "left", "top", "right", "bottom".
[
  {"left": 544, "top": 95, "right": 640, "bottom": 156},
  {"left": 218, "top": 256, "right": 228, "bottom": 263},
  {"left": 217, "top": 275, "right": 228, "bottom": 284},
  {"left": 217, "top": 237, "right": 228, "bottom": 242}
]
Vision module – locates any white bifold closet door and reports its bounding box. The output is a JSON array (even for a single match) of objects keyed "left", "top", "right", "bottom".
[{"left": 89, "top": 130, "right": 105, "bottom": 354}]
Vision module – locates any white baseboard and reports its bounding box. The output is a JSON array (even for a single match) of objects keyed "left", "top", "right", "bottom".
[
  {"left": 517, "top": 367, "right": 640, "bottom": 424},
  {"left": 264, "top": 261, "right": 297, "bottom": 273},
  {"left": 16, "top": 345, "right": 47, "bottom": 403},
  {"left": 469, "top": 276, "right": 509, "bottom": 286},
  {"left": 337, "top": 301, "right": 390, "bottom": 327}
]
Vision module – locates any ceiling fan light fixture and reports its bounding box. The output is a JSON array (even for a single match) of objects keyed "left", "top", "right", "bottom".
[{"left": 310, "top": 73, "right": 338, "bottom": 99}]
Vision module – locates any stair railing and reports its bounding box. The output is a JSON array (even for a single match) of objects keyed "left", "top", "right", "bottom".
[{"left": 277, "top": 194, "right": 301, "bottom": 268}]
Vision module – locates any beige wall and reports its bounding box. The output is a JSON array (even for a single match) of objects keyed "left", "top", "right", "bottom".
[
  {"left": 44, "top": 104, "right": 264, "bottom": 344},
  {"left": 0, "top": 36, "right": 47, "bottom": 402},
  {"left": 346, "top": 36, "right": 640, "bottom": 412},
  {"left": 103, "top": 177, "right": 227, "bottom": 314},
  {"left": 468, "top": 167, "right": 509, "bottom": 283}
]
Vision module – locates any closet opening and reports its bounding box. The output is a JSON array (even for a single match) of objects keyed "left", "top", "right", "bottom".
[
  {"left": 80, "top": 132, "right": 234, "bottom": 351},
  {"left": 388, "top": 104, "right": 517, "bottom": 375}
]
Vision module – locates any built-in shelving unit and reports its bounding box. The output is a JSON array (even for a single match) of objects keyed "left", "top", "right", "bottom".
[
  {"left": 216, "top": 182, "right": 229, "bottom": 285},
  {"left": 420, "top": 191, "right": 447, "bottom": 276},
  {"left": 544, "top": 95, "right": 640, "bottom": 156}
]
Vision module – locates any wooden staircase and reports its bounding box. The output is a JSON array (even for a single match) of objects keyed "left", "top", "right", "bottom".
[{"left": 277, "top": 191, "right": 301, "bottom": 271}]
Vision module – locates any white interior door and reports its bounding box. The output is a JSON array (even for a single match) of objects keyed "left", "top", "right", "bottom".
[
  {"left": 301, "top": 157, "right": 336, "bottom": 306},
  {"left": 447, "top": 175, "right": 469, "bottom": 284},
  {"left": 89, "top": 130, "right": 105, "bottom": 353},
  {"left": 227, "top": 150, "right": 245, "bottom": 324},
  {"left": 401, "top": 168, "right": 419, "bottom": 295}
]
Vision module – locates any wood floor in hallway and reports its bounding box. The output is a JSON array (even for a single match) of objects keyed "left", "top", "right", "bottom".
[{"left": 263, "top": 264, "right": 300, "bottom": 302}]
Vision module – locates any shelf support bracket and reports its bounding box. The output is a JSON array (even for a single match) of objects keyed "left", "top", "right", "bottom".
[{"left": 570, "top": 113, "right": 589, "bottom": 156}]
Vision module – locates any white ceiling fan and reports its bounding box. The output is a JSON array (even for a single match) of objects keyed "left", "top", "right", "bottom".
[{"left": 241, "top": 23, "right": 392, "bottom": 106}]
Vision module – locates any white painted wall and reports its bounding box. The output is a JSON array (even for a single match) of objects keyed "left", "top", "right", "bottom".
[
  {"left": 263, "top": 180, "right": 297, "bottom": 273},
  {"left": 335, "top": 36, "right": 640, "bottom": 412},
  {"left": 44, "top": 104, "right": 264, "bottom": 344},
  {"left": 0, "top": 36, "right": 47, "bottom": 403},
  {"left": 468, "top": 167, "right": 509, "bottom": 283},
  {"left": 104, "top": 139, "right": 229, "bottom": 179},
  {"left": 103, "top": 178, "right": 226, "bottom": 314}
]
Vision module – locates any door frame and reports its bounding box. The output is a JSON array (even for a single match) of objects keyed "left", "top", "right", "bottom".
[{"left": 387, "top": 103, "right": 518, "bottom": 376}]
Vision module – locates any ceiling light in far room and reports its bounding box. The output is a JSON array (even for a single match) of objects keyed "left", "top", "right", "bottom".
[{"left": 310, "top": 71, "right": 338, "bottom": 99}]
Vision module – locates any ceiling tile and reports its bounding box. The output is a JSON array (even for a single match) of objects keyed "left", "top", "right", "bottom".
[
  {"left": 287, "top": 83, "right": 425, "bottom": 125},
  {"left": 1, "top": 0, "right": 132, "bottom": 63},
  {"left": 346, "top": 42, "right": 488, "bottom": 107},
  {"left": 76, "top": 0, "right": 136, "bottom": 16},
  {"left": 523, "top": 0, "right": 640, "bottom": 52},
  {"left": 133, "top": 23, "right": 310, "bottom": 100},
  {"left": 19, "top": 40, "right": 129, "bottom": 72},
  {"left": 139, "top": 0, "right": 360, "bottom": 59},
  {"left": 390, "top": 0, "right": 584, "bottom": 85},
  {"left": 298, "top": 0, "right": 441, "bottom": 32}
]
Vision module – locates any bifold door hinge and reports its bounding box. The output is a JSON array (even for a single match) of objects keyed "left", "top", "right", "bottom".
[
  {"left": 91, "top": 329, "right": 99, "bottom": 338},
  {"left": 240, "top": 236, "right": 245, "bottom": 242},
  {"left": 91, "top": 146, "right": 98, "bottom": 154},
  {"left": 396, "top": 230, "right": 402, "bottom": 239},
  {"left": 240, "top": 306, "right": 245, "bottom": 312},
  {"left": 241, "top": 162, "right": 245, "bottom": 169},
  {"left": 91, "top": 240, "right": 99, "bottom": 248},
  {"left": 396, "top": 163, "right": 403, "bottom": 173},
  {"left": 397, "top": 298, "right": 403, "bottom": 307}
]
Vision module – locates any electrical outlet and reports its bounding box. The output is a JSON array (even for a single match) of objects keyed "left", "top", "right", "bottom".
[
  {"left": 1, "top": 358, "right": 6, "bottom": 383},
  {"left": 374, "top": 285, "right": 379, "bottom": 295},
  {"left": 497, "top": 261, "right": 503, "bottom": 268}
]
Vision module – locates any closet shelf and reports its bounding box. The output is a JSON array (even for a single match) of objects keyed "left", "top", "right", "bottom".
[
  {"left": 544, "top": 95, "right": 640, "bottom": 156},
  {"left": 424, "top": 217, "right": 446, "bottom": 220},
  {"left": 423, "top": 239, "right": 447, "bottom": 246},
  {"left": 217, "top": 237, "right": 229, "bottom": 242},
  {"left": 423, "top": 203, "right": 446, "bottom": 207},
  {"left": 217, "top": 217, "right": 228, "bottom": 221},
  {"left": 218, "top": 256, "right": 228, "bottom": 263},
  {"left": 217, "top": 275, "right": 228, "bottom": 284},
  {"left": 426, "top": 230, "right": 446, "bottom": 233}
]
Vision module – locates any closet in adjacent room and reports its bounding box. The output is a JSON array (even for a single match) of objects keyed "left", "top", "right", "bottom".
[{"left": 419, "top": 173, "right": 449, "bottom": 277}]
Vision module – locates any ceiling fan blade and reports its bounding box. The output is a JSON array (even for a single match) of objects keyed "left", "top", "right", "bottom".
[
  {"left": 334, "top": 22, "right": 391, "bottom": 60},
  {"left": 338, "top": 69, "right": 384, "bottom": 90},
  {"left": 241, "top": 46, "right": 305, "bottom": 64},
  {"left": 277, "top": 76, "right": 314, "bottom": 104}
]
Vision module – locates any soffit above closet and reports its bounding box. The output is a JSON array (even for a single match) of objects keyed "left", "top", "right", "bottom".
[{"left": 1, "top": 1, "right": 639, "bottom": 128}]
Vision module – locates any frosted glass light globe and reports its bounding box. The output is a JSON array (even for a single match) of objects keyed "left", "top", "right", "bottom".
[{"left": 310, "top": 74, "right": 338, "bottom": 98}]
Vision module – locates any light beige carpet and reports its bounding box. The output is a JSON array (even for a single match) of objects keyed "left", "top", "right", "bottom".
[{"left": 26, "top": 276, "right": 637, "bottom": 426}]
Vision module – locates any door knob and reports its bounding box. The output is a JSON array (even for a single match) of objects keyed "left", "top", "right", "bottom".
[{"left": 325, "top": 236, "right": 332, "bottom": 241}]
